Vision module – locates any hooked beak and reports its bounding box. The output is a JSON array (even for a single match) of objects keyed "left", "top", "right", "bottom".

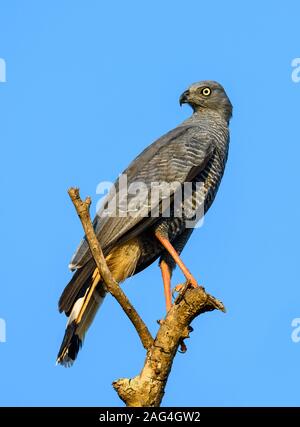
[{"left": 179, "top": 90, "right": 189, "bottom": 106}]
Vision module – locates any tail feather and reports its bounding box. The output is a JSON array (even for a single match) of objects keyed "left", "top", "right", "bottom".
[
  {"left": 56, "top": 321, "right": 82, "bottom": 367},
  {"left": 58, "top": 259, "right": 95, "bottom": 314},
  {"left": 57, "top": 238, "right": 142, "bottom": 367},
  {"left": 56, "top": 280, "right": 106, "bottom": 367}
]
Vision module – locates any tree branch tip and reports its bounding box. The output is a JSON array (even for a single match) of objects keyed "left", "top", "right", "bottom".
[
  {"left": 215, "top": 300, "right": 226, "bottom": 313},
  {"left": 112, "top": 378, "right": 131, "bottom": 404},
  {"left": 68, "top": 187, "right": 80, "bottom": 197},
  {"left": 207, "top": 295, "right": 226, "bottom": 313},
  {"left": 84, "top": 196, "right": 92, "bottom": 208},
  {"left": 112, "top": 378, "right": 127, "bottom": 390},
  {"left": 220, "top": 305, "right": 227, "bottom": 313}
]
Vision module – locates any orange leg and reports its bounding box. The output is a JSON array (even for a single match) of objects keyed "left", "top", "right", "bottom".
[
  {"left": 155, "top": 231, "right": 198, "bottom": 288},
  {"left": 160, "top": 260, "right": 172, "bottom": 312}
]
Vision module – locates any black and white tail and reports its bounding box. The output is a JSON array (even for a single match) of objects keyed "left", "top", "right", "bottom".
[
  {"left": 56, "top": 266, "right": 106, "bottom": 367},
  {"left": 57, "top": 238, "right": 141, "bottom": 366}
]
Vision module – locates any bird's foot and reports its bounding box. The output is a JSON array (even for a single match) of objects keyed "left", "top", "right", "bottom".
[
  {"left": 179, "top": 339, "right": 187, "bottom": 353},
  {"left": 179, "top": 326, "right": 194, "bottom": 353},
  {"left": 172, "top": 283, "right": 185, "bottom": 296},
  {"left": 172, "top": 282, "right": 188, "bottom": 302},
  {"left": 172, "top": 278, "right": 200, "bottom": 305},
  {"left": 185, "top": 275, "right": 199, "bottom": 288},
  {"left": 173, "top": 275, "right": 198, "bottom": 293},
  {"left": 172, "top": 279, "right": 198, "bottom": 296}
]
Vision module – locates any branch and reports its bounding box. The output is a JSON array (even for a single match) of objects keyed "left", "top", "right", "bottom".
[
  {"left": 113, "top": 286, "right": 225, "bottom": 407},
  {"left": 68, "top": 187, "right": 153, "bottom": 350},
  {"left": 68, "top": 187, "right": 225, "bottom": 406}
]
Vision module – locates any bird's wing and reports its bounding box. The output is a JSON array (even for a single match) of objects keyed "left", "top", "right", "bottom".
[{"left": 69, "top": 124, "right": 216, "bottom": 269}]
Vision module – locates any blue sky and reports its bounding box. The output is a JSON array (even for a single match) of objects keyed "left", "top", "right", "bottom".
[{"left": 1, "top": 1, "right": 300, "bottom": 406}]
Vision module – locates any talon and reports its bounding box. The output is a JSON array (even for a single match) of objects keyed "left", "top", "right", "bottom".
[
  {"left": 172, "top": 283, "right": 185, "bottom": 297},
  {"left": 179, "top": 339, "right": 187, "bottom": 353},
  {"left": 186, "top": 276, "right": 198, "bottom": 288}
]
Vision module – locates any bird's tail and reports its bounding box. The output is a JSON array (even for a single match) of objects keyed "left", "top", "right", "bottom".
[
  {"left": 56, "top": 269, "right": 105, "bottom": 366},
  {"left": 56, "top": 238, "right": 141, "bottom": 367}
]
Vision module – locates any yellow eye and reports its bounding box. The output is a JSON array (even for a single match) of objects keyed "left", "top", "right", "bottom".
[{"left": 201, "top": 87, "right": 211, "bottom": 96}]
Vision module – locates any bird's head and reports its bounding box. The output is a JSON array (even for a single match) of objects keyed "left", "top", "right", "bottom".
[{"left": 179, "top": 80, "right": 232, "bottom": 123}]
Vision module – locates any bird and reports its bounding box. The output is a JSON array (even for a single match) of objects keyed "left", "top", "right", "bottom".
[{"left": 56, "top": 80, "right": 233, "bottom": 366}]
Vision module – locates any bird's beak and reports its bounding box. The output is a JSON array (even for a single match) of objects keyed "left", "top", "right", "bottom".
[{"left": 179, "top": 90, "right": 189, "bottom": 106}]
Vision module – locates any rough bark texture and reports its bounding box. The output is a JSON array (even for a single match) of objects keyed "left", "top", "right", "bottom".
[
  {"left": 113, "top": 286, "right": 225, "bottom": 406},
  {"left": 68, "top": 187, "right": 225, "bottom": 407}
]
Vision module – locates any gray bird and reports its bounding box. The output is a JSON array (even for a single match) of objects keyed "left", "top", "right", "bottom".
[{"left": 57, "top": 80, "right": 233, "bottom": 366}]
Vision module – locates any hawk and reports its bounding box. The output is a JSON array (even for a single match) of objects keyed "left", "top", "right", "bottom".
[{"left": 57, "top": 80, "right": 232, "bottom": 366}]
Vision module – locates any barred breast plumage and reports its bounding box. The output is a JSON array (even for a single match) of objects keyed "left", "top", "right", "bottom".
[{"left": 136, "top": 110, "right": 230, "bottom": 271}]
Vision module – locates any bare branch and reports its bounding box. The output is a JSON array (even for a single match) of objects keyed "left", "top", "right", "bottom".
[
  {"left": 68, "top": 187, "right": 153, "bottom": 350},
  {"left": 113, "top": 286, "right": 225, "bottom": 407}
]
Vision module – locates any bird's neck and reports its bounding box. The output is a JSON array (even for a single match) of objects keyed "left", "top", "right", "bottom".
[{"left": 192, "top": 109, "right": 229, "bottom": 125}]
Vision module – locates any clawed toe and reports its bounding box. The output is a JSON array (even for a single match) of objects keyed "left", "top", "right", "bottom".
[
  {"left": 172, "top": 283, "right": 185, "bottom": 297},
  {"left": 172, "top": 279, "right": 199, "bottom": 296},
  {"left": 186, "top": 276, "right": 199, "bottom": 288},
  {"left": 179, "top": 339, "right": 187, "bottom": 353}
]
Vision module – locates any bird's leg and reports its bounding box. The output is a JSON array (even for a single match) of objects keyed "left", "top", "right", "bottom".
[
  {"left": 155, "top": 231, "right": 198, "bottom": 288},
  {"left": 159, "top": 260, "right": 172, "bottom": 312}
]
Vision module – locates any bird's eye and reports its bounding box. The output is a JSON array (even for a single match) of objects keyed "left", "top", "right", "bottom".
[{"left": 201, "top": 87, "right": 211, "bottom": 96}]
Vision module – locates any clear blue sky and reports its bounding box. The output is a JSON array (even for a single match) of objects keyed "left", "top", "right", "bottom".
[{"left": 1, "top": 1, "right": 300, "bottom": 407}]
